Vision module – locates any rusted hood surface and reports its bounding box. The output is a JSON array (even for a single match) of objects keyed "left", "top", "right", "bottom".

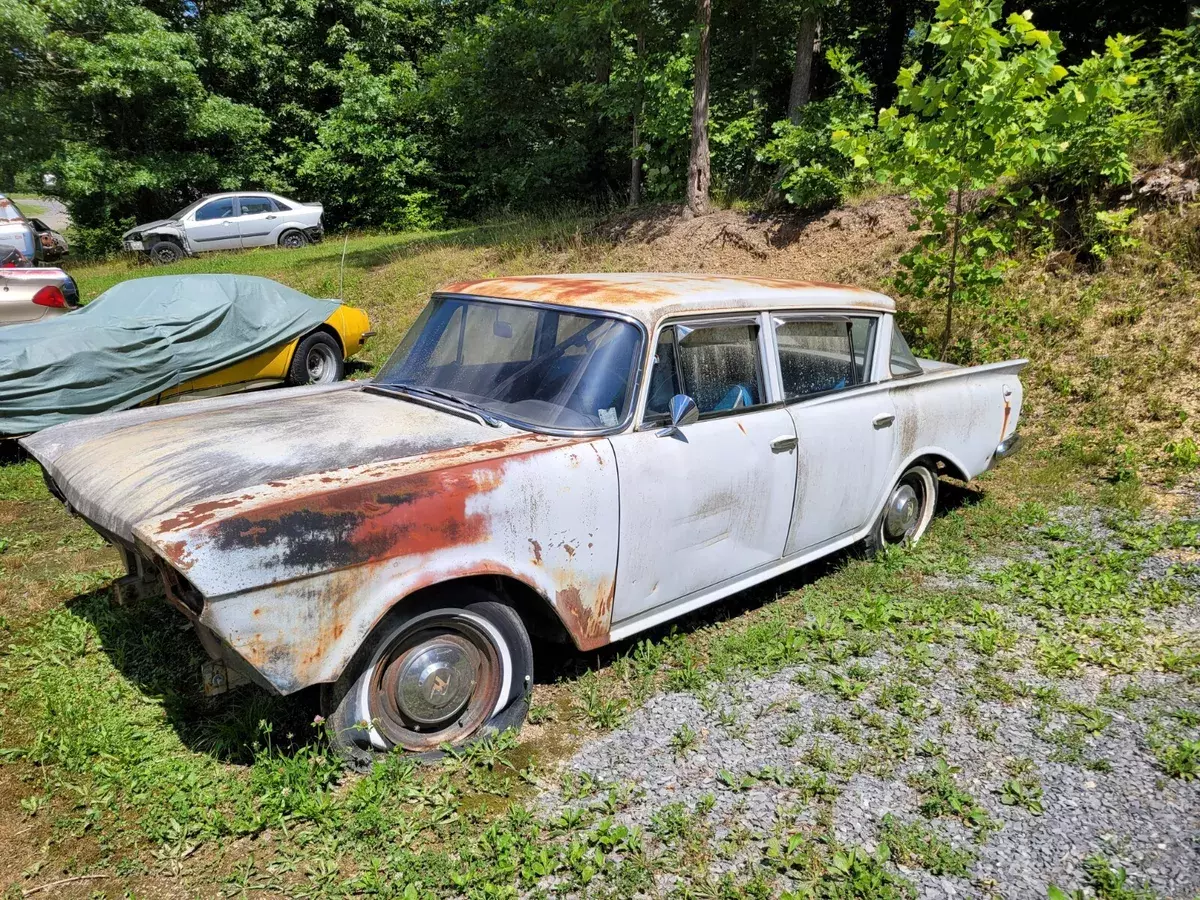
[{"left": 21, "top": 383, "right": 514, "bottom": 544}]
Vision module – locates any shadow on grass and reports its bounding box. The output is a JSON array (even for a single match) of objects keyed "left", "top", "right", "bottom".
[
  {"left": 64, "top": 588, "right": 319, "bottom": 764},
  {"left": 66, "top": 475, "right": 984, "bottom": 763}
]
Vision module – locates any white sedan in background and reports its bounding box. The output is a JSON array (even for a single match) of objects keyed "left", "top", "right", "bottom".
[{"left": 121, "top": 192, "right": 324, "bottom": 265}]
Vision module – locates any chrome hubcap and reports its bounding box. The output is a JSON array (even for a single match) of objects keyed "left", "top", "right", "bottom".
[
  {"left": 392, "top": 636, "right": 479, "bottom": 727},
  {"left": 368, "top": 615, "right": 503, "bottom": 751},
  {"left": 884, "top": 483, "right": 919, "bottom": 542}
]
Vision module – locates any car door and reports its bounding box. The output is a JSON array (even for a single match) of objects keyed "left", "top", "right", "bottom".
[
  {"left": 184, "top": 197, "right": 242, "bottom": 251},
  {"left": 774, "top": 314, "right": 898, "bottom": 554},
  {"left": 610, "top": 315, "right": 798, "bottom": 624},
  {"left": 235, "top": 196, "right": 280, "bottom": 248}
]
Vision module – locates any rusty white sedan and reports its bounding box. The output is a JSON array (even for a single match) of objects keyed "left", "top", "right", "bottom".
[{"left": 22, "top": 274, "right": 1025, "bottom": 761}]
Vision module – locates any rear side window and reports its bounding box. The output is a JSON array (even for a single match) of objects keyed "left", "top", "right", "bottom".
[
  {"left": 195, "top": 198, "right": 236, "bottom": 220},
  {"left": 776, "top": 319, "right": 857, "bottom": 399},
  {"left": 273, "top": 198, "right": 294, "bottom": 211},
  {"left": 238, "top": 196, "right": 274, "bottom": 216},
  {"left": 645, "top": 321, "right": 764, "bottom": 420},
  {"left": 889, "top": 327, "right": 923, "bottom": 378}
]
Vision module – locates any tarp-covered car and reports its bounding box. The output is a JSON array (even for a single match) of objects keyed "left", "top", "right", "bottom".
[
  {"left": 0, "top": 274, "right": 371, "bottom": 436},
  {"left": 23, "top": 274, "right": 1024, "bottom": 763}
]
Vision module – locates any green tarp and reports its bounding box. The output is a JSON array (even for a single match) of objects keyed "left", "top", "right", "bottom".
[{"left": 0, "top": 274, "right": 340, "bottom": 436}]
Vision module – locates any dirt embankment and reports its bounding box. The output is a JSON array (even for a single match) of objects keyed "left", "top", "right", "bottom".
[{"left": 591, "top": 196, "right": 916, "bottom": 287}]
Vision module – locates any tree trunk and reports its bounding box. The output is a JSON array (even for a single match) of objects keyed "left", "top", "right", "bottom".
[
  {"left": 684, "top": 0, "right": 712, "bottom": 219},
  {"left": 630, "top": 30, "right": 645, "bottom": 207},
  {"left": 941, "top": 184, "right": 965, "bottom": 360},
  {"left": 876, "top": 0, "right": 910, "bottom": 110},
  {"left": 787, "top": 8, "right": 819, "bottom": 123}
]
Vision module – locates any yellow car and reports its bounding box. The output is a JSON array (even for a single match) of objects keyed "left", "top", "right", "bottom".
[{"left": 154, "top": 304, "right": 373, "bottom": 404}]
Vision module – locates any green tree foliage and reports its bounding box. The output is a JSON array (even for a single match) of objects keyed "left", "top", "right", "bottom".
[
  {"left": 1134, "top": 25, "right": 1200, "bottom": 154},
  {"left": 759, "top": 48, "right": 875, "bottom": 211},
  {"left": 835, "top": 0, "right": 1144, "bottom": 358},
  {"left": 0, "top": 0, "right": 1190, "bottom": 257}
]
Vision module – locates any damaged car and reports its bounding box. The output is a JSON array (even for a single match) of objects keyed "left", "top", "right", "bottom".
[
  {"left": 122, "top": 192, "right": 324, "bottom": 265},
  {"left": 22, "top": 274, "right": 1025, "bottom": 763}
]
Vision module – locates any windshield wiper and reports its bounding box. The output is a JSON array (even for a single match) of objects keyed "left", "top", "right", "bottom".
[{"left": 369, "top": 382, "right": 504, "bottom": 428}]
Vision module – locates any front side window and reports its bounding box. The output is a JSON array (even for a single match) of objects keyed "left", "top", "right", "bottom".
[
  {"left": 376, "top": 296, "right": 642, "bottom": 431},
  {"left": 195, "top": 198, "right": 236, "bottom": 221},
  {"left": 889, "top": 326, "right": 923, "bottom": 378},
  {"left": 644, "top": 320, "right": 765, "bottom": 422},
  {"left": 238, "top": 196, "right": 275, "bottom": 216}
]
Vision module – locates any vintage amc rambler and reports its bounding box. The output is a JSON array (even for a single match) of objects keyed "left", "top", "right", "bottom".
[{"left": 22, "top": 274, "right": 1025, "bottom": 761}]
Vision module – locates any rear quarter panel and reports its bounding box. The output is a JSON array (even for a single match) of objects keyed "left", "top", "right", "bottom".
[
  {"left": 889, "top": 360, "right": 1026, "bottom": 481},
  {"left": 135, "top": 435, "right": 619, "bottom": 693}
]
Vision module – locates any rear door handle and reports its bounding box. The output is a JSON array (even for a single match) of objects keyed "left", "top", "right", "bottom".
[
  {"left": 770, "top": 435, "right": 798, "bottom": 453},
  {"left": 873, "top": 413, "right": 895, "bottom": 429}
]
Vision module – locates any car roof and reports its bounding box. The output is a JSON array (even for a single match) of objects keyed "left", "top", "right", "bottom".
[
  {"left": 197, "top": 191, "right": 287, "bottom": 201},
  {"left": 438, "top": 273, "right": 894, "bottom": 329}
]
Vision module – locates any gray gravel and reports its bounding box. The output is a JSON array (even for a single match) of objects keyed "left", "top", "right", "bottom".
[{"left": 538, "top": 504, "right": 1200, "bottom": 898}]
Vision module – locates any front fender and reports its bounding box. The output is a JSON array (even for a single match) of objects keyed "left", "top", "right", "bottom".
[{"left": 134, "top": 434, "right": 620, "bottom": 693}]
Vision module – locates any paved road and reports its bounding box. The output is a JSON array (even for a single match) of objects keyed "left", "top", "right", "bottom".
[{"left": 31, "top": 197, "right": 70, "bottom": 232}]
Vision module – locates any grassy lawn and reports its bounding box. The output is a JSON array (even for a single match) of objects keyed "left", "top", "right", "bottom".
[
  {"left": 7, "top": 194, "right": 52, "bottom": 219},
  {"left": 1, "top": 211, "right": 1196, "bottom": 898}
]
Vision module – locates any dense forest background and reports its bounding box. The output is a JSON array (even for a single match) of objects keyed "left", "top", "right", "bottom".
[{"left": 0, "top": 0, "right": 1193, "bottom": 256}]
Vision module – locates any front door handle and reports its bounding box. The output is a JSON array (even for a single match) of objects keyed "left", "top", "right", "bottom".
[
  {"left": 770, "top": 435, "right": 798, "bottom": 453},
  {"left": 873, "top": 413, "right": 895, "bottom": 429}
]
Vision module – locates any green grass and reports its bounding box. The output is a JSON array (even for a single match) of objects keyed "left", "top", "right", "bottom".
[{"left": 7, "top": 193, "right": 51, "bottom": 219}]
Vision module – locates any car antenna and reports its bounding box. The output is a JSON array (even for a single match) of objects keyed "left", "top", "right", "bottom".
[{"left": 337, "top": 233, "right": 349, "bottom": 302}]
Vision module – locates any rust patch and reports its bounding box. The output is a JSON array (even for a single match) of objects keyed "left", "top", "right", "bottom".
[
  {"left": 737, "top": 422, "right": 746, "bottom": 435},
  {"left": 563, "top": 543, "right": 576, "bottom": 558},
  {"left": 155, "top": 495, "right": 253, "bottom": 533},
  {"left": 529, "top": 538, "right": 543, "bottom": 565},
  {"left": 209, "top": 463, "right": 503, "bottom": 572},
  {"left": 1000, "top": 398, "right": 1012, "bottom": 443},
  {"left": 438, "top": 273, "right": 880, "bottom": 311},
  {"left": 554, "top": 580, "right": 613, "bottom": 651},
  {"left": 160, "top": 539, "right": 193, "bottom": 568}
]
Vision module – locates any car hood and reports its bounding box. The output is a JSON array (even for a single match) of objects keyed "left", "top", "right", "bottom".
[
  {"left": 21, "top": 383, "right": 517, "bottom": 545},
  {"left": 124, "top": 219, "right": 180, "bottom": 238}
]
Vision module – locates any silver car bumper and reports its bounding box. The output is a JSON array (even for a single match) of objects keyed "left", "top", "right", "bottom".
[{"left": 994, "top": 431, "right": 1022, "bottom": 461}]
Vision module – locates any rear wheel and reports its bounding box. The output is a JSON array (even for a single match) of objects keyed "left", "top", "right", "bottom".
[
  {"left": 862, "top": 463, "right": 938, "bottom": 556},
  {"left": 322, "top": 586, "right": 533, "bottom": 767},
  {"left": 287, "top": 332, "right": 343, "bottom": 386},
  {"left": 148, "top": 240, "right": 183, "bottom": 265},
  {"left": 279, "top": 229, "right": 308, "bottom": 249}
]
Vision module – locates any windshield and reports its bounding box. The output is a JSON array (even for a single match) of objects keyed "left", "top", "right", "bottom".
[
  {"left": 169, "top": 199, "right": 202, "bottom": 220},
  {"left": 376, "top": 296, "right": 643, "bottom": 432}
]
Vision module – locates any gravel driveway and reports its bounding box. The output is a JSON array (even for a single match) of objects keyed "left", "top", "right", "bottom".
[{"left": 539, "top": 504, "right": 1200, "bottom": 899}]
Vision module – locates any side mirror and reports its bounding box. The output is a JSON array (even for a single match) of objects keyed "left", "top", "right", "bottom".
[{"left": 655, "top": 393, "right": 699, "bottom": 437}]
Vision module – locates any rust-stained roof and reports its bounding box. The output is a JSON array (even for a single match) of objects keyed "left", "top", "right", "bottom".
[{"left": 438, "top": 273, "right": 894, "bottom": 326}]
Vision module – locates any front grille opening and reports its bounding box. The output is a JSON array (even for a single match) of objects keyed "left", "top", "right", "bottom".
[{"left": 160, "top": 565, "right": 204, "bottom": 616}]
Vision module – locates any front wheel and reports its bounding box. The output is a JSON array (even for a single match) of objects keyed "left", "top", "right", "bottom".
[
  {"left": 148, "top": 240, "right": 183, "bottom": 266},
  {"left": 287, "top": 332, "right": 344, "bottom": 386},
  {"left": 862, "top": 463, "right": 938, "bottom": 556},
  {"left": 322, "top": 586, "right": 533, "bottom": 767}
]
